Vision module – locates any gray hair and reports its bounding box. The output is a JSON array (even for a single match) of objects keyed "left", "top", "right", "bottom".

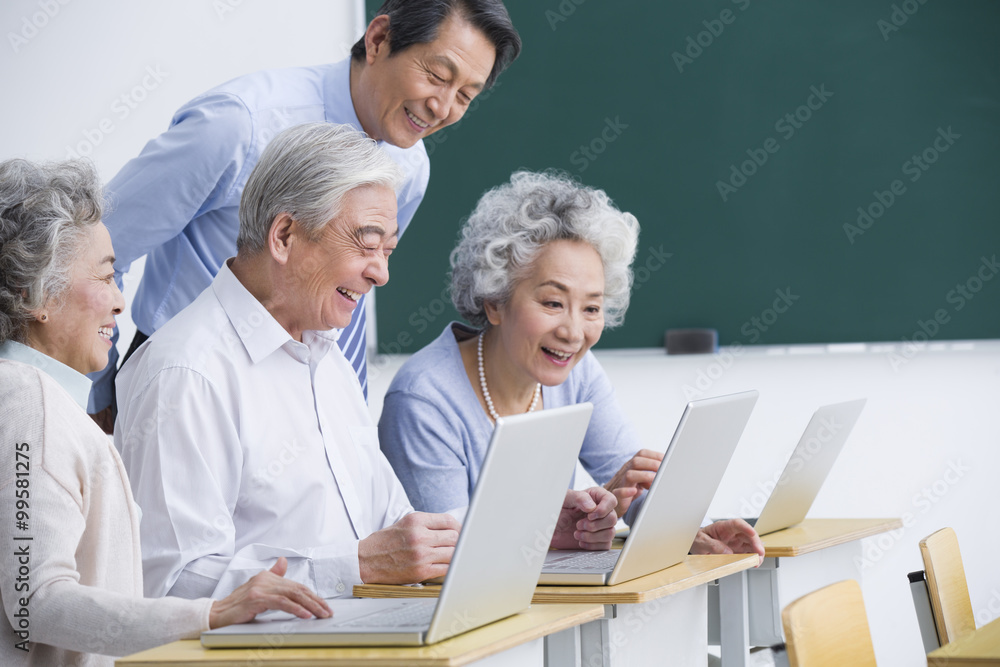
[
  {"left": 237, "top": 122, "right": 403, "bottom": 253},
  {"left": 0, "top": 158, "right": 104, "bottom": 344},
  {"left": 450, "top": 170, "right": 640, "bottom": 329}
]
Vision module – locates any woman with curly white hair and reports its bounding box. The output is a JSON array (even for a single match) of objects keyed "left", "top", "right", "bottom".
[
  {"left": 379, "top": 170, "right": 764, "bottom": 557},
  {"left": 0, "top": 158, "right": 330, "bottom": 667}
]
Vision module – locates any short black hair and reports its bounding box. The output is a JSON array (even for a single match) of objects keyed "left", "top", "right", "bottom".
[{"left": 350, "top": 0, "right": 521, "bottom": 90}]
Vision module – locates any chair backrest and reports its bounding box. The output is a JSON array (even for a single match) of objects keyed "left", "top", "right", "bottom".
[
  {"left": 920, "top": 527, "right": 976, "bottom": 645},
  {"left": 781, "top": 579, "right": 877, "bottom": 667}
]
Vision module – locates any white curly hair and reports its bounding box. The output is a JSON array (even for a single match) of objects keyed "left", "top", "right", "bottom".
[{"left": 449, "top": 170, "right": 640, "bottom": 329}]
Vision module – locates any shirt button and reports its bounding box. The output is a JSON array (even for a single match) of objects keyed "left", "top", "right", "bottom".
[{"left": 336, "top": 582, "right": 346, "bottom": 594}]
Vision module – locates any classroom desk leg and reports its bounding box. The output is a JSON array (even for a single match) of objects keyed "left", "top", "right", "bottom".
[
  {"left": 577, "top": 587, "right": 708, "bottom": 666},
  {"left": 579, "top": 605, "right": 615, "bottom": 667},
  {"left": 545, "top": 624, "right": 581, "bottom": 667},
  {"left": 719, "top": 571, "right": 751, "bottom": 667}
]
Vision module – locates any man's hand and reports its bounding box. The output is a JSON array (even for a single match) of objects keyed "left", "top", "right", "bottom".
[
  {"left": 603, "top": 449, "right": 663, "bottom": 517},
  {"left": 690, "top": 519, "right": 765, "bottom": 565},
  {"left": 359, "top": 512, "right": 461, "bottom": 584},
  {"left": 209, "top": 557, "right": 331, "bottom": 628},
  {"left": 549, "top": 487, "right": 625, "bottom": 551}
]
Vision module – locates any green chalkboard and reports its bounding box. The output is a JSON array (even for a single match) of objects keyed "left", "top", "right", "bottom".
[{"left": 375, "top": 0, "right": 1000, "bottom": 354}]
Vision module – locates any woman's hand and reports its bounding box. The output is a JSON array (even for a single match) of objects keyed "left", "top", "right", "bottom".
[
  {"left": 603, "top": 449, "right": 664, "bottom": 517},
  {"left": 549, "top": 487, "right": 626, "bottom": 551},
  {"left": 208, "top": 557, "right": 332, "bottom": 628}
]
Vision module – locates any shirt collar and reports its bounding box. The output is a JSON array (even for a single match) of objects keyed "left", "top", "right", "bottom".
[
  {"left": 0, "top": 340, "right": 92, "bottom": 410},
  {"left": 212, "top": 259, "right": 341, "bottom": 365}
]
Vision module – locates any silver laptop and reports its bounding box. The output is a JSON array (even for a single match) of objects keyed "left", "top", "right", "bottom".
[
  {"left": 201, "top": 403, "right": 594, "bottom": 648},
  {"left": 745, "top": 398, "right": 866, "bottom": 536},
  {"left": 539, "top": 390, "right": 759, "bottom": 586}
]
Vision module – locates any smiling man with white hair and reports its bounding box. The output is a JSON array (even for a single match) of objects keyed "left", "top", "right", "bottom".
[{"left": 114, "top": 123, "right": 467, "bottom": 600}]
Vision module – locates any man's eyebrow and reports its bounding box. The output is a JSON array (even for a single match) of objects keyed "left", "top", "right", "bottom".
[
  {"left": 355, "top": 225, "right": 398, "bottom": 239},
  {"left": 429, "top": 55, "right": 485, "bottom": 92},
  {"left": 100, "top": 255, "right": 116, "bottom": 265}
]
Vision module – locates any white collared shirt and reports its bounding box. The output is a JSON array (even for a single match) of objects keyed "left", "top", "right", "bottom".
[{"left": 114, "top": 261, "right": 413, "bottom": 600}]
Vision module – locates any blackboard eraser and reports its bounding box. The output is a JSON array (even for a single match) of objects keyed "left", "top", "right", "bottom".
[{"left": 665, "top": 328, "right": 718, "bottom": 355}]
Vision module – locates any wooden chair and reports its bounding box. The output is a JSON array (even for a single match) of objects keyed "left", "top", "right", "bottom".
[
  {"left": 920, "top": 527, "right": 976, "bottom": 645},
  {"left": 781, "top": 579, "right": 877, "bottom": 666}
]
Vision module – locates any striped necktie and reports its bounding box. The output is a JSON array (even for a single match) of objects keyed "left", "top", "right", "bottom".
[{"left": 336, "top": 293, "right": 368, "bottom": 399}]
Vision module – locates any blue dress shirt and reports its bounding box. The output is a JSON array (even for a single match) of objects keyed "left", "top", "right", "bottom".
[{"left": 91, "top": 57, "right": 430, "bottom": 411}]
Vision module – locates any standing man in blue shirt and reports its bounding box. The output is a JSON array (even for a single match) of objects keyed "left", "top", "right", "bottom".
[{"left": 90, "top": 0, "right": 521, "bottom": 429}]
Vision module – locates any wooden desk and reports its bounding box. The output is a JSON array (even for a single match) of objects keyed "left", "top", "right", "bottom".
[
  {"left": 928, "top": 616, "right": 1000, "bottom": 666},
  {"left": 357, "top": 554, "right": 759, "bottom": 667},
  {"left": 115, "top": 604, "right": 602, "bottom": 667},
  {"left": 759, "top": 518, "right": 904, "bottom": 557},
  {"left": 711, "top": 518, "right": 903, "bottom": 667}
]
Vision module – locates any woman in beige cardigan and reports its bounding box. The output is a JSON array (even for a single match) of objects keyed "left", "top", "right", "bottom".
[{"left": 0, "top": 158, "right": 331, "bottom": 667}]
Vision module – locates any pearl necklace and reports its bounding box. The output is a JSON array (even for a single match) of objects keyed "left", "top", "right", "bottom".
[{"left": 478, "top": 332, "right": 541, "bottom": 424}]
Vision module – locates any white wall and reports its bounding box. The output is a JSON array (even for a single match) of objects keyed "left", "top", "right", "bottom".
[
  {"left": 369, "top": 341, "right": 1000, "bottom": 667},
  {"left": 0, "top": 0, "right": 363, "bottom": 352}
]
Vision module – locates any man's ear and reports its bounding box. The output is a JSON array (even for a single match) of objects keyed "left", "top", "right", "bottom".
[
  {"left": 267, "top": 213, "right": 297, "bottom": 265},
  {"left": 364, "top": 14, "right": 392, "bottom": 65}
]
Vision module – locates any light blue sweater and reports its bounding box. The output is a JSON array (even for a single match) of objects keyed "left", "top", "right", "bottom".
[{"left": 379, "top": 322, "right": 643, "bottom": 519}]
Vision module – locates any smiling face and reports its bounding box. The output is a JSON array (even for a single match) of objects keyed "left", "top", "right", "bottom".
[
  {"left": 487, "top": 239, "right": 606, "bottom": 388},
  {"left": 353, "top": 12, "right": 496, "bottom": 148},
  {"left": 281, "top": 184, "right": 398, "bottom": 335},
  {"left": 28, "top": 222, "right": 124, "bottom": 375}
]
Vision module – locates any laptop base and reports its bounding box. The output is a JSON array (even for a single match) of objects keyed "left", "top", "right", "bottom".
[
  {"left": 537, "top": 549, "right": 618, "bottom": 585},
  {"left": 201, "top": 598, "right": 433, "bottom": 648}
]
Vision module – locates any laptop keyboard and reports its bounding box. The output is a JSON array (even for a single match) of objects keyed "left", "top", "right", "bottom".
[
  {"left": 336, "top": 601, "right": 436, "bottom": 628},
  {"left": 545, "top": 550, "right": 621, "bottom": 571}
]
